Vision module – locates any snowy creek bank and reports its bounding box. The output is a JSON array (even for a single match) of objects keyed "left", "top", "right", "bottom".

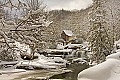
[
  {"left": 78, "top": 51, "right": 120, "bottom": 80},
  {"left": 0, "top": 55, "right": 89, "bottom": 80},
  {"left": 0, "top": 63, "right": 88, "bottom": 80}
]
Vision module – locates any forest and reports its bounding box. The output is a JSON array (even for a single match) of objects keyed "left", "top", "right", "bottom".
[{"left": 0, "top": 0, "right": 120, "bottom": 80}]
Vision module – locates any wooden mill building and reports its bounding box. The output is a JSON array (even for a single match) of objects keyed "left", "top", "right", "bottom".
[{"left": 61, "top": 30, "right": 74, "bottom": 44}]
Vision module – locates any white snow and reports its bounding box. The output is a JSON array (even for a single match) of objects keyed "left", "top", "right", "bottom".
[
  {"left": 14, "top": 41, "right": 31, "bottom": 55},
  {"left": 114, "top": 39, "right": 120, "bottom": 45},
  {"left": 46, "top": 49, "right": 73, "bottom": 53},
  {"left": 63, "top": 30, "right": 73, "bottom": 36},
  {"left": 72, "top": 58, "right": 87, "bottom": 64},
  {"left": 56, "top": 43, "right": 64, "bottom": 50},
  {"left": 17, "top": 54, "right": 67, "bottom": 69},
  {"left": 116, "top": 49, "right": 120, "bottom": 53},
  {"left": 78, "top": 51, "right": 120, "bottom": 80},
  {"left": 65, "top": 44, "right": 82, "bottom": 49}
]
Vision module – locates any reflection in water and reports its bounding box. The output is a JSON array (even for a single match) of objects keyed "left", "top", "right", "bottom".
[{"left": 50, "top": 64, "right": 89, "bottom": 80}]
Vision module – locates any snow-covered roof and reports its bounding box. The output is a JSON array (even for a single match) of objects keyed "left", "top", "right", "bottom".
[{"left": 63, "top": 30, "right": 73, "bottom": 36}]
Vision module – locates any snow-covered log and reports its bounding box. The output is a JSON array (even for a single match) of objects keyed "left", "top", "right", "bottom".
[
  {"left": 78, "top": 51, "right": 120, "bottom": 80},
  {"left": 65, "top": 44, "right": 83, "bottom": 49},
  {"left": 46, "top": 49, "right": 72, "bottom": 54}
]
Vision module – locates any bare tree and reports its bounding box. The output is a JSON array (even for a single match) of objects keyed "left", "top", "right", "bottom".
[{"left": 0, "top": 0, "right": 52, "bottom": 60}]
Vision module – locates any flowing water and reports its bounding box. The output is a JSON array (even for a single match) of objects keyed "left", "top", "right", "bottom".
[{"left": 50, "top": 64, "right": 89, "bottom": 80}]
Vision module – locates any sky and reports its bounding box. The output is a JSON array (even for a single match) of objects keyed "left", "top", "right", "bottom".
[{"left": 44, "top": 0, "right": 93, "bottom": 10}]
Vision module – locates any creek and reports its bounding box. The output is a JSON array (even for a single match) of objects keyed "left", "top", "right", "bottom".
[{"left": 49, "top": 64, "right": 89, "bottom": 80}]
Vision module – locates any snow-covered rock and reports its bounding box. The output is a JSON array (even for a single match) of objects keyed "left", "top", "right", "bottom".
[
  {"left": 51, "top": 57, "right": 68, "bottom": 63},
  {"left": 78, "top": 52, "right": 120, "bottom": 80},
  {"left": 16, "top": 54, "right": 67, "bottom": 69},
  {"left": 56, "top": 43, "right": 64, "bottom": 50},
  {"left": 72, "top": 58, "right": 87, "bottom": 64}
]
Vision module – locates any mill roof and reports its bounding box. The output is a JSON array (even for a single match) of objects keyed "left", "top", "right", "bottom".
[{"left": 63, "top": 30, "right": 73, "bottom": 36}]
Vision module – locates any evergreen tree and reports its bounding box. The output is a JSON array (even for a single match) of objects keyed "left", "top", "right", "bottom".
[{"left": 88, "top": 0, "right": 112, "bottom": 64}]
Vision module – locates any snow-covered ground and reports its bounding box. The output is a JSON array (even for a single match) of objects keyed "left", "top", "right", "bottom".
[
  {"left": 16, "top": 54, "right": 68, "bottom": 69},
  {"left": 78, "top": 50, "right": 120, "bottom": 80}
]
